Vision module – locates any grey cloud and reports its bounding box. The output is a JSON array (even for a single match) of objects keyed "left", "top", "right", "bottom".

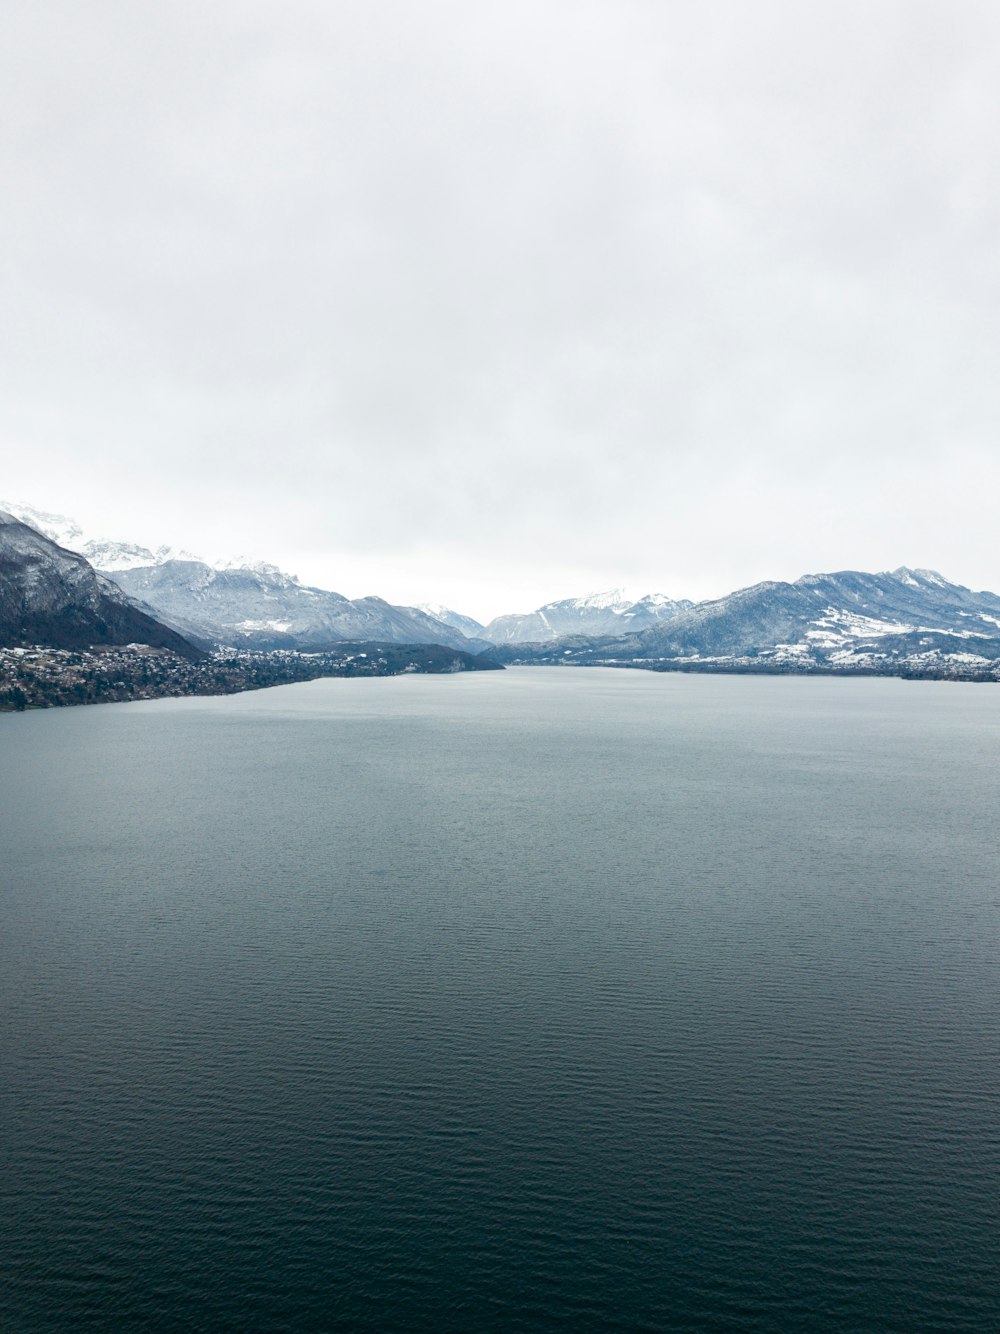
[{"left": 2, "top": 1, "right": 999, "bottom": 619}]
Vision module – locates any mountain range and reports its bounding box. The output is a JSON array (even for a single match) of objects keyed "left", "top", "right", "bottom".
[
  {"left": 4, "top": 498, "right": 1000, "bottom": 679},
  {"left": 479, "top": 589, "right": 692, "bottom": 643},
  {"left": 496, "top": 567, "right": 1000, "bottom": 675},
  {"left": 0, "top": 502, "right": 693, "bottom": 651},
  {"left": 107, "top": 561, "right": 490, "bottom": 652},
  {"left": 2, "top": 502, "right": 483, "bottom": 652}
]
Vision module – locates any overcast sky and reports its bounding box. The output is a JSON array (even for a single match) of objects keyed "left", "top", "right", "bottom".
[{"left": 2, "top": 1, "right": 999, "bottom": 620}]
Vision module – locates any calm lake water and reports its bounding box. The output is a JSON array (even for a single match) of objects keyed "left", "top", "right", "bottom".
[{"left": 2, "top": 667, "right": 999, "bottom": 1332}]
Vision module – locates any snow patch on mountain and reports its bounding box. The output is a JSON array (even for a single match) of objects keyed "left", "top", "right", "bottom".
[{"left": 804, "top": 610, "right": 917, "bottom": 647}]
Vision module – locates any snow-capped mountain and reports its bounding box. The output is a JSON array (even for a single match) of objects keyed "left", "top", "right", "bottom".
[
  {"left": 108, "top": 560, "right": 482, "bottom": 651},
  {"left": 0, "top": 496, "right": 208, "bottom": 568},
  {"left": 481, "top": 589, "right": 692, "bottom": 643},
  {"left": 0, "top": 510, "right": 201, "bottom": 658},
  {"left": 0, "top": 501, "right": 202, "bottom": 571},
  {"left": 634, "top": 567, "right": 1000, "bottom": 661},
  {"left": 2, "top": 502, "right": 484, "bottom": 652},
  {"left": 11, "top": 497, "right": 1000, "bottom": 677},
  {"left": 0, "top": 501, "right": 86, "bottom": 552},
  {"left": 417, "top": 603, "right": 486, "bottom": 638},
  {"left": 84, "top": 540, "right": 204, "bottom": 572},
  {"left": 498, "top": 567, "right": 1000, "bottom": 674}
]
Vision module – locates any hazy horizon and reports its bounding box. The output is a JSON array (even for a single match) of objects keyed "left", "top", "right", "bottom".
[{"left": 4, "top": 2, "right": 999, "bottom": 620}]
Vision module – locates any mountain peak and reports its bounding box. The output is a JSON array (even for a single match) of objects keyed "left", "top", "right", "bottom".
[
  {"left": 567, "top": 589, "right": 632, "bottom": 611},
  {"left": 0, "top": 500, "right": 85, "bottom": 552},
  {"left": 890, "top": 566, "right": 951, "bottom": 588},
  {"left": 214, "top": 557, "right": 299, "bottom": 583},
  {"left": 481, "top": 588, "right": 688, "bottom": 643},
  {"left": 417, "top": 604, "right": 486, "bottom": 637}
]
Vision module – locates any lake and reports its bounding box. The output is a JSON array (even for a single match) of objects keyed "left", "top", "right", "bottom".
[{"left": 2, "top": 667, "right": 999, "bottom": 1331}]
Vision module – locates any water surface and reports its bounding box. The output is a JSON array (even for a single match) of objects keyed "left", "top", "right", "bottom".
[{"left": 2, "top": 668, "right": 999, "bottom": 1331}]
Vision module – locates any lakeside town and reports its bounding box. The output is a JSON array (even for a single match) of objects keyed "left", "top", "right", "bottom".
[{"left": 0, "top": 642, "right": 498, "bottom": 713}]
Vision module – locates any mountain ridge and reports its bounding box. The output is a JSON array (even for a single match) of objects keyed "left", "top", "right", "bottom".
[
  {"left": 494, "top": 566, "right": 1000, "bottom": 676},
  {"left": 107, "top": 559, "right": 486, "bottom": 652},
  {"left": 2, "top": 502, "right": 488, "bottom": 653},
  {"left": 481, "top": 589, "right": 693, "bottom": 643}
]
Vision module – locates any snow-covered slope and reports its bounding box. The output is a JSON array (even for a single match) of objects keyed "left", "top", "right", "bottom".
[
  {"left": 108, "top": 560, "right": 479, "bottom": 651},
  {"left": 481, "top": 589, "right": 691, "bottom": 643},
  {"left": 500, "top": 567, "right": 1000, "bottom": 674},
  {"left": 0, "top": 502, "right": 87, "bottom": 553}
]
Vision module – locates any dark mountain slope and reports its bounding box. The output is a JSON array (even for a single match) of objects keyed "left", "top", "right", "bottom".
[{"left": 0, "top": 511, "right": 202, "bottom": 659}]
